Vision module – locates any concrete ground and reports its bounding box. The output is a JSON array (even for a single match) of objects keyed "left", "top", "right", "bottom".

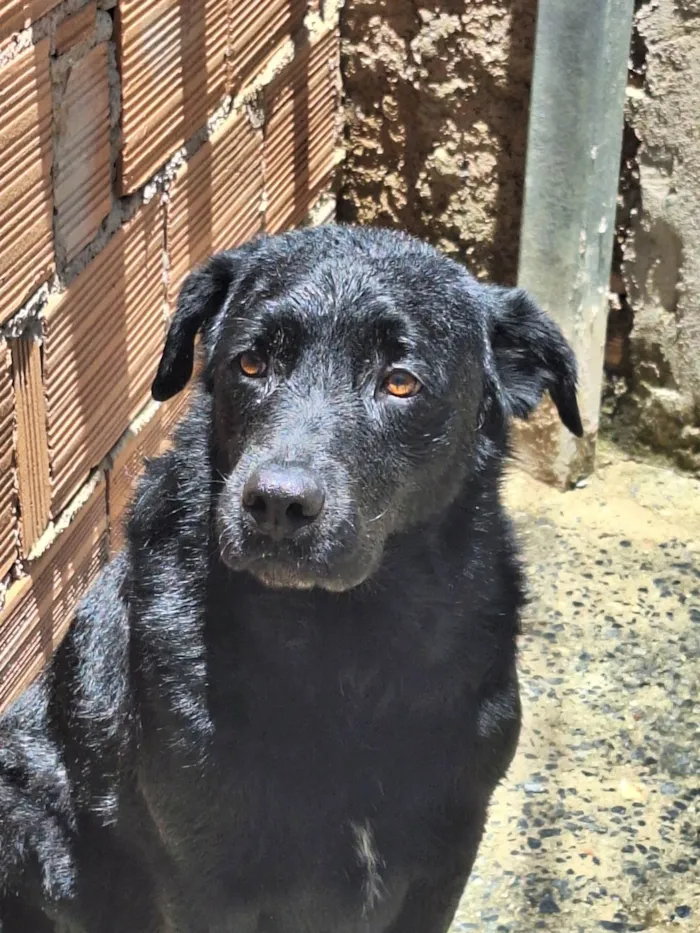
[{"left": 451, "top": 443, "right": 700, "bottom": 933}]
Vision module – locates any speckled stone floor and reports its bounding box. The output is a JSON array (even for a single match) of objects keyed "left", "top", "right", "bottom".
[{"left": 451, "top": 444, "right": 700, "bottom": 933}]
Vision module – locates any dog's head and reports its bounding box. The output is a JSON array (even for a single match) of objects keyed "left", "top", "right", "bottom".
[{"left": 152, "top": 226, "right": 582, "bottom": 592}]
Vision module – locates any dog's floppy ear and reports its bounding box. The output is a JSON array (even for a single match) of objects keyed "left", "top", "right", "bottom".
[
  {"left": 151, "top": 252, "right": 236, "bottom": 402},
  {"left": 486, "top": 287, "right": 583, "bottom": 437}
]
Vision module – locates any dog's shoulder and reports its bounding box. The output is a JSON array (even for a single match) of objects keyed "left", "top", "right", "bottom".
[
  {"left": 49, "top": 551, "right": 135, "bottom": 817},
  {"left": 424, "top": 473, "right": 526, "bottom": 683},
  {"left": 124, "top": 390, "right": 213, "bottom": 657},
  {"left": 119, "top": 393, "right": 216, "bottom": 756},
  {"left": 0, "top": 548, "right": 136, "bottom": 913},
  {"left": 0, "top": 391, "right": 213, "bottom": 912},
  {"left": 127, "top": 390, "right": 212, "bottom": 557},
  {"left": 0, "top": 676, "right": 76, "bottom": 905}
]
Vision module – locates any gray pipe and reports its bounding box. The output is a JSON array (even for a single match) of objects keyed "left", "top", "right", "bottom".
[{"left": 517, "top": 0, "right": 635, "bottom": 487}]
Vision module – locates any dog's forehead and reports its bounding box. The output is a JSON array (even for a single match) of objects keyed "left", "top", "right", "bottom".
[
  {"left": 255, "top": 253, "right": 452, "bottom": 337},
  {"left": 220, "top": 231, "right": 488, "bottom": 363}
]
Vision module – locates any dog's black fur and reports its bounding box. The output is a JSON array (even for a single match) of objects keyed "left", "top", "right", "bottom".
[{"left": 0, "top": 226, "right": 582, "bottom": 933}]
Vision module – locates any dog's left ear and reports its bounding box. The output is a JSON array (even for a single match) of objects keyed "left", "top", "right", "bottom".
[
  {"left": 486, "top": 287, "right": 584, "bottom": 437},
  {"left": 152, "top": 252, "right": 238, "bottom": 402}
]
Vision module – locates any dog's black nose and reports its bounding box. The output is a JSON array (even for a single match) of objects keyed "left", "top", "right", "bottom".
[{"left": 242, "top": 464, "right": 325, "bottom": 539}]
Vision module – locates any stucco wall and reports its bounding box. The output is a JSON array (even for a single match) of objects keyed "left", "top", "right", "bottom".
[
  {"left": 339, "top": 0, "right": 537, "bottom": 286},
  {"left": 606, "top": 0, "right": 700, "bottom": 472},
  {"left": 341, "top": 0, "right": 700, "bottom": 474}
]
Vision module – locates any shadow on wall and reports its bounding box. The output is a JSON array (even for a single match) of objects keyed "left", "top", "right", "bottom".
[
  {"left": 175, "top": 0, "right": 312, "bottom": 263},
  {"left": 338, "top": 0, "right": 538, "bottom": 285},
  {"left": 290, "top": 37, "right": 312, "bottom": 231},
  {"left": 180, "top": 0, "right": 214, "bottom": 263}
]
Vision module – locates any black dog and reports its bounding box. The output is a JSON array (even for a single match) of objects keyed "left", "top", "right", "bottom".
[{"left": 0, "top": 225, "right": 582, "bottom": 932}]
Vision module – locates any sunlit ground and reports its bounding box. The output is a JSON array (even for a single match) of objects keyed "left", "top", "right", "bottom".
[{"left": 452, "top": 444, "right": 699, "bottom": 933}]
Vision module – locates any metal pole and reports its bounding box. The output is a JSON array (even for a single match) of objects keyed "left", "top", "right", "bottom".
[{"left": 516, "top": 0, "right": 635, "bottom": 488}]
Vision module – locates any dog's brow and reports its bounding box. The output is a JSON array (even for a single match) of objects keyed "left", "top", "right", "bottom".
[
  {"left": 362, "top": 312, "right": 415, "bottom": 356},
  {"left": 239, "top": 306, "right": 305, "bottom": 353}
]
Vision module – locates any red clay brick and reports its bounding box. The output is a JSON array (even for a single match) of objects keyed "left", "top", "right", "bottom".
[
  {"left": 29, "top": 0, "right": 61, "bottom": 23},
  {"left": 167, "top": 110, "right": 263, "bottom": 301},
  {"left": 0, "top": 0, "right": 60, "bottom": 42},
  {"left": 0, "top": 1, "right": 27, "bottom": 39},
  {"left": 44, "top": 201, "right": 165, "bottom": 516},
  {"left": 11, "top": 336, "right": 51, "bottom": 555},
  {"left": 229, "top": 0, "right": 306, "bottom": 92},
  {"left": 0, "top": 340, "right": 17, "bottom": 578},
  {"left": 118, "top": 0, "right": 229, "bottom": 193},
  {"left": 55, "top": 42, "right": 112, "bottom": 261},
  {"left": 108, "top": 414, "right": 161, "bottom": 555},
  {"left": 264, "top": 32, "right": 340, "bottom": 233},
  {"left": 0, "top": 486, "right": 108, "bottom": 715},
  {"left": 0, "top": 40, "right": 54, "bottom": 325},
  {"left": 55, "top": 2, "right": 97, "bottom": 56}
]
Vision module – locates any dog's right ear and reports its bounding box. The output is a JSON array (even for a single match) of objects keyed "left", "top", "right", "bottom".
[{"left": 151, "top": 252, "right": 236, "bottom": 402}]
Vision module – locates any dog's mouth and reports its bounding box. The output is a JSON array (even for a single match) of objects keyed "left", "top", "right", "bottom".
[
  {"left": 221, "top": 550, "right": 373, "bottom": 593},
  {"left": 217, "top": 527, "right": 381, "bottom": 593},
  {"left": 245, "top": 559, "right": 323, "bottom": 591}
]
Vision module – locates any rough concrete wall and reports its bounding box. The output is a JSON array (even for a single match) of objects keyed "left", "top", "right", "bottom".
[
  {"left": 605, "top": 0, "right": 700, "bottom": 473},
  {"left": 339, "top": 0, "right": 537, "bottom": 285}
]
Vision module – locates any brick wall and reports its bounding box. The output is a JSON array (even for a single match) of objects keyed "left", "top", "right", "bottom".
[{"left": 0, "top": 0, "right": 343, "bottom": 713}]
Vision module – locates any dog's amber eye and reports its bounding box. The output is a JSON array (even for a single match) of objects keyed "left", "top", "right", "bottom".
[
  {"left": 383, "top": 370, "right": 422, "bottom": 399},
  {"left": 238, "top": 351, "right": 267, "bottom": 378}
]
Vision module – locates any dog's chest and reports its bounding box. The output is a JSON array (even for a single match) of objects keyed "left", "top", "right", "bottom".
[{"left": 138, "top": 604, "right": 473, "bottom": 930}]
